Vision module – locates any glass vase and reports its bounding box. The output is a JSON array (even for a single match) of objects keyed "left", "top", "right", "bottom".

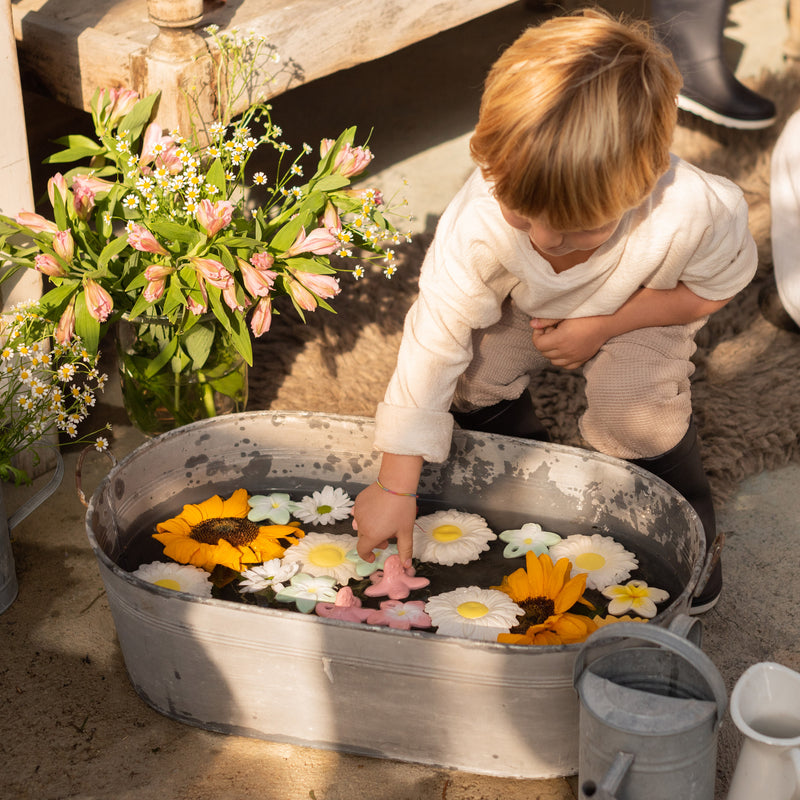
[{"left": 116, "top": 316, "right": 248, "bottom": 436}]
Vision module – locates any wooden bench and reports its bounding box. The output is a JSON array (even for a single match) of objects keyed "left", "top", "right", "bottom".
[{"left": 11, "top": 0, "right": 522, "bottom": 133}]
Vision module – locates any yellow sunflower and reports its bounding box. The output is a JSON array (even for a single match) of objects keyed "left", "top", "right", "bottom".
[
  {"left": 492, "top": 551, "right": 597, "bottom": 645},
  {"left": 154, "top": 488, "right": 304, "bottom": 572}
]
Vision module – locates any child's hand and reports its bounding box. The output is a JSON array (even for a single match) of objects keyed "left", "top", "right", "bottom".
[
  {"left": 353, "top": 482, "right": 416, "bottom": 568},
  {"left": 530, "top": 316, "right": 609, "bottom": 369}
]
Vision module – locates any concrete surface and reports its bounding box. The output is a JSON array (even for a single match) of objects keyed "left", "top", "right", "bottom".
[{"left": 2, "top": 2, "right": 800, "bottom": 799}]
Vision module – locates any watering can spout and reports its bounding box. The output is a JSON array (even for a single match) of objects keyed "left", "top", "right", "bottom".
[{"left": 727, "top": 662, "right": 800, "bottom": 800}]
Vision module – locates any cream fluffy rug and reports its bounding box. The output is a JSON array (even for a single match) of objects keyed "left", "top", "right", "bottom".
[{"left": 250, "top": 67, "right": 800, "bottom": 506}]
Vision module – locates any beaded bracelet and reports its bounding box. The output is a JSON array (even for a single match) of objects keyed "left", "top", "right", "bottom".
[{"left": 375, "top": 478, "right": 418, "bottom": 499}]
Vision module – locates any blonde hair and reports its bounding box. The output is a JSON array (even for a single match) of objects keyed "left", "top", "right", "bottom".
[{"left": 470, "top": 9, "right": 682, "bottom": 230}]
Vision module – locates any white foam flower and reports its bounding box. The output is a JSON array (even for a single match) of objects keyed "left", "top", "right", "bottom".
[
  {"left": 238, "top": 558, "right": 299, "bottom": 593},
  {"left": 248, "top": 492, "right": 299, "bottom": 525},
  {"left": 294, "top": 485, "right": 354, "bottom": 525},
  {"left": 132, "top": 561, "right": 212, "bottom": 597},
  {"left": 425, "top": 586, "right": 523, "bottom": 642},
  {"left": 346, "top": 543, "right": 399, "bottom": 576},
  {"left": 281, "top": 532, "right": 360, "bottom": 583},
  {"left": 275, "top": 573, "right": 338, "bottom": 613},
  {"left": 413, "top": 510, "right": 496, "bottom": 566},
  {"left": 549, "top": 533, "right": 638, "bottom": 591},
  {"left": 601, "top": 580, "right": 670, "bottom": 619},
  {"left": 498, "top": 522, "right": 562, "bottom": 558}
]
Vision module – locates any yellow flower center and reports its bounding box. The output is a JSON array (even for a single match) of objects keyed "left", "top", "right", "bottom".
[
  {"left": 574, "top": 552, "right": 606, "bottom": 571},
  {"left": 457, "top": 601, "right": 489, "bottom": 619},
  {"left": 431, "top": 524, "right": 463, "bottom": 542},
  {"left": 190, "top": 517, "right": 261, "bottom": 546},
  {"left": 154, "top": 578, "right": 181, "bottom": 591},
  {"left": 308, "top": 544, "right": 345, "bottom": 568}
]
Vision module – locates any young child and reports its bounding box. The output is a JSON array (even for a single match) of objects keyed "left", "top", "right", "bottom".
[{"left": 353, "top": 9, "right": 757, "bottom": 612}]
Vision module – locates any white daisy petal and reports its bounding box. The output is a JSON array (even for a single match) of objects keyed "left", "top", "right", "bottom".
[
  {"left": 294, "top": 485, "right": 354, "bottom": 525},
  {"left": 238, "top": 558, "right": 300, "bottom": 593},
  {"left": 132, "top": 561, "right": 212, "bottom": 597},
  {"left": 413, "top": 510, "right": 496, "bottom": 566},
  {"left": 425, "top": 586, "right": 522, "bottom": 641},
  {"left": 548, "top": 533, "right": 638, "bottom": 590},
  {"left": 281, "top": 531, "right": 359, "bottom": 583}
]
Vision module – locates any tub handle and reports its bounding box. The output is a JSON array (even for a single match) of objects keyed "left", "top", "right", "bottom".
[
  {"left": 693, "top": 531, "right": 725, "bottom": 602},
  {"left": 75, "top": 445, "right": 117, "bottom": 508}
]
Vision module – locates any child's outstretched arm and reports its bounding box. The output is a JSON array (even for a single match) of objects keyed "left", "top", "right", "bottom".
[
  {"left": 353, "top": 452, "right": 423, "bottom": 568},
  {"left": 531, "top": 283, "right": 732, "bottom": 369}
]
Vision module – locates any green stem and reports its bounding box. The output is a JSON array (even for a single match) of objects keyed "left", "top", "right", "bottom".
[{"left": 200, "top": 380, "right": 216, "bottom": 418}]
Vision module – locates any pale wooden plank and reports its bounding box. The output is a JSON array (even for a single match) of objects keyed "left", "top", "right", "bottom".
[{"left": 13, "top": 0, "right": 519, "bottom": 121}]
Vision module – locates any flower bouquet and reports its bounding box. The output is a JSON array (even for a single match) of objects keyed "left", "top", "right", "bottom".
[{"left": 0, "top": 29, "right": 406, "bottom": 434}]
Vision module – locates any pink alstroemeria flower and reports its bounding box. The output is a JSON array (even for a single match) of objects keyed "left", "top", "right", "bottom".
[
  {"left": 34, "top": 253, "right": 66, "bottom": 278},
  {"left": 238, "top": 256, "right": 277, "bottom": 298},
  {"left": 84, "top": 279, "right": 113, "bottom": 322},
  {"left": 295, "top": 271, "right": 341, "bottom": 300},
  {"left": 72, "top": 174, "right": 112, "bottom": 219},
  {"left": 287, "top": 278, "right": 318, "bottom": 311},
  {"left": 47, "top": 173, "right": 68, "bottom": 207},
  {"left": 332, "top": 143, "right": 373, "bottom": 178},
  {"left": 127, "top": 223, "right": 169, "bottom": 256},
  {"left": 196, "top": 199, "right": 234, "bottom": 238},
  {"left": 139, "top": 122, "right": 176, "bottom": 168},
  {"left": 222, "top": 282, "right": 249, "bottom": 313},
  {"left": 188, "top": 257, "right": 234, "bottom": 290},
  {"left": 52, "top": 230, "right": 74, "bottom": 263},
  {"left": 56, "top": 297, "right": 76, "bottom": 344},
  {"left": 322, "top": 202, "right": 341, "bottom": 231},
  {"left": 16, "top": 211, "right": 58, "bottom": 234},
  {"left": 286, "top": 226, "right": 340, "bottom": 257},
  {"left": 101, "top": 87, "right": 139, "bottom": 128},
  {"left": 250, "top": 297, "right": 273, "bottom": 337},
  {"left": 143, "top": 265, "right": 174, "bottom": 302}
]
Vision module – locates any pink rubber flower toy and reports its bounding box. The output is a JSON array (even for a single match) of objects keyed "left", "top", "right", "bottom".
[
  {"left": 315, "top": 587, "right": 371, "bottom": 623},
  {"left": 366, "top": 600, "right": 432, "bottom": 631},
  {"left": 364, "top": 554, "right": 429, "bottom": 600}
]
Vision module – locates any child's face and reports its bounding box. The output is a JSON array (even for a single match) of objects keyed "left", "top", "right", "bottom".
[{"left": 499, "top": 204, "right": 621, "bottom": 258}]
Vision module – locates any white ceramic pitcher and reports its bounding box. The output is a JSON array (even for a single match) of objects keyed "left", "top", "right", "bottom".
[{"left": 727, "top": 662, "right": 800, "bottom": 800}]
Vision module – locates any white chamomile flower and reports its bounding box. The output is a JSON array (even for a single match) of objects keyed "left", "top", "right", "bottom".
[
  {"left": 281, "top": 532, "right": 359, "bottom": 583},
  {"left": 413, "top": 510, "right": 496, "bottom": 566},
  {"left": 132, "top": 561, "right": 212, "bottom": 597},
  {"left": 425, "top": 586, "right": 523, "bottom": 642},
  {"left": 549, "top": 533, "right": 638, "bottom": 591},
  {"left": 294, "top": 485, "right": 354, "bottom": 525},
  {"left": 601, "top": 580, "right": 670, "bottom": 619},
  {"left": 499, "top": 522, "right": 562, "bottom": 558},
  {"left": 247, "top": 492, "right": 299, "bottom": 525},
  {"left": 238, "top": 559, "right": 299, "bottom": 593}
]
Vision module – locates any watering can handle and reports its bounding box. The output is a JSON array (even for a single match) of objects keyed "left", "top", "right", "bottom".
[
  {"left": 573, "top": 621, "right": 728, "bottom": 729},
  {"left": 8, "top": 450, "right": 65, "bottom": 531},
  {"left": 75, "top": 445, "right": 117, "bottom": 508}
]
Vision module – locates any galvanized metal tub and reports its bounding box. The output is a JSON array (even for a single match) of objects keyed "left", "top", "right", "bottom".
[{"left": 84, "top": 410, "right": 705, "bottom": 779}]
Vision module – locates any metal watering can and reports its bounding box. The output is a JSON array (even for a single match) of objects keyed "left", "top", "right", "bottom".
[
  {"left": 0, "top": 452, "right": 64, "bottom": 614},
  {"left": 727, "top": 662, "right": 800, "bottom": 800},
  {"left": 573, "top": 618, "right": 727, "bottom": 800}
]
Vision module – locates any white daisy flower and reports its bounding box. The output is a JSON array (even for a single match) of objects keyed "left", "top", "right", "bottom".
[
  {"left": 281, "top": 532, "right": 359, "bottom": 583},
  {"left": 413, "top": 510, "right": 496, "bottom": 566},
  {"left": 425, "top": 586, "right": 523, "bottom": 642},
  {"left": 549, "top": 533, "right": 638, "bottom": 591},
  {"left": 132, "top": 561, "right": 212, "bottom": 597},
  {"left": 601, "top": 580, "right": 670, "bottom": 619},
  {"left": 238, "top": 559, "right": 299, "bottom": 593},
  {"left": 498, "top": 522, "right": 562, "bottom": 558},
  {"left": 248, "top": 492, "right": 299, "bottom": 525},
  {"left": 294, "top": 485, "right": 354, "bottom": 525},
  {"left": 275, "top": 573, "right": 338, "bottom": 613}
]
